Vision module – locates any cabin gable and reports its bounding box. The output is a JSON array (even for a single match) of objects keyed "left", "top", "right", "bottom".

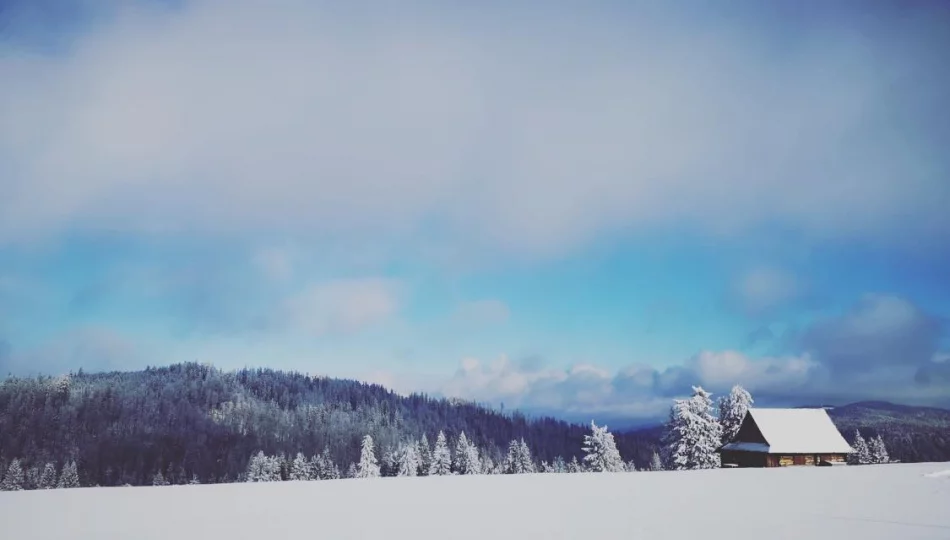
[{"left": 732, "top": 412, "right": 767, "bottom": 444}]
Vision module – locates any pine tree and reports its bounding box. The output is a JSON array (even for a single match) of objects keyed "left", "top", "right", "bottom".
[
  {"left": 649, "top": 451, "right": 664, "bottom": 471},
  {"left": 625, "top": 460, "right": 638, "bottom": 472},
  {"left": 869, "top": 435, "right": 890, "bottom": 464},
  {"left": 346, "top": 463, "right": 357, "bottom": 479},
  {"left": 25, "top": 466, "right": 41, "bottom": 490},
  {"left": 0, "top": 459, "right": 24, "bottom": 491},
  {"left": 567, "top": 455, "right": 584, "bottom": 473},
  {"left": 246, "top": 451, "right": 265, "bottom": 481},
  {"left": 152, "top": 470, "right": 170, "bottom": 486},
  {"left": 663, "top": 386, "right": 723, "bottom": 470},
  {"left": 290, "top": 452, "right": 312, "bottom": 481},
  {"left": 553, "top": 456, "right": 567, "bottom": 474},
  {"left": 582, "top": 421, "right": 625, "bottom": 472},
  {"left": 57, "top": 461, "right": 80, "bottom": 489},
  {"left": 718, "top": 384, "right": 754, "bottom": 444},
  {"left": 356, "top": 435, "right": 381, "bottom": 478},
  {"left": 314, "top": 446, "right": 339, "bottom": 480},
  {"left": 39, "top": 463, "right": 58, "bottom": 489},
  {"left": 188, "top": 474, "right": 201, "bottom": 485},
  {"left": 429, "top": 431, "right": 452, "bottom": 476},
  {"left": 504, "top": 438, "right": 536, "bottom": 474},
  {"left": 397, "top": 443, "right": 419, "bottom": 477},
  {"left": 518, "top": 439, "right": 536, "bottom": 473},
  {"left": 453, "top": 432, "right": 481, "bottom": 475},
  {"left": 417, "top": 434, "right": 432, "bottom": 476},
  {"left": 848, "top": 430, "right": 871, "bottom": 465}
]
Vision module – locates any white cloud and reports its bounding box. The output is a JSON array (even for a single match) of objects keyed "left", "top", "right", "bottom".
[
  {"left": 282, "top": 278, "right": 401, "bottom": 336},
  {"left": 1, "top": 2, "right": 948, "bottom": 258},
  {"left": 435, "top": 349, "right": 822, "bottom": 424}
]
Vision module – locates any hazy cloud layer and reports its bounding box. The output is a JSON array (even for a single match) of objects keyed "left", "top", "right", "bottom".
[
  {"left": 2, "top": 1, "right": 949, "bottom": 260},
  {"left": 0, "top": 326, "right": 145, "bottom": 376},
  {"left": 451, "top": 299, "right": 510, "bottom": 326},
  {"left": 282, "top": 278, "right": 403, "bottom": 337}
]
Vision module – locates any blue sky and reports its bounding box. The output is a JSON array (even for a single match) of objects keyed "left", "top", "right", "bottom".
[{"left": 1, "top": 0, "right": 949, "bottom": 425}]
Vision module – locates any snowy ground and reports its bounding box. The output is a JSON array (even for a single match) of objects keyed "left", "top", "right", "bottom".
[{"left": 2, "top": 462, "right": 949, "bottom": 540}]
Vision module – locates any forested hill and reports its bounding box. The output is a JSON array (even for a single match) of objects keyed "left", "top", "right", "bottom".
[
  {"left": 823, "top": 401, "right": 950, "bottom": 463},
  {"left": 0, "top": 363, "right": 658, "bottom": 487}
]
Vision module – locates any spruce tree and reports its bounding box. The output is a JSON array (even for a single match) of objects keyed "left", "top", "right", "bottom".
[
  {"left": 290, "top": 452, "right": 312, "bottom": 481},
  {"left": 417, "top": 434, "right": 432, "bottom": 476},
  {"left": 356, "top": 435, "right": 381, "bottom": 478},
  {"left": 649, "top": 451, "right": 664, "bottom": 471},
  {"left": 40, "top": 463, "right": 58, "bottom": 489},
  {"left": 567, "top": 455, "right": 584, "bottom": 473},
  {"left": 553, "top": 456, "right": 567, "bottom": 473},
  {"left": 453, "top": 432, "right": 481, "bottom": 475},
  {"left": 152, "top": 471, "right": 169, "bottom": 486},
  {"left": 25, "top": 466, "right": 40, "bottom": 490},
  {"left": 0, "top": 459, "right": 24, "bottom": 491},
  {"left": 663, "top": 386, "right": 723, "bottom": 470},
  {"left": 718, "top": 384, "right": 753, "bottom": 444},
  {"left": 518, "top": 439, "right": 536, "bottom": 473},
  {"left": 429, "top": 431, "right": 452, "bottom": 476},
  {"left": 397, "top": 443, "right": 419, "bottom": 477},
  {"left": 57, "top": 461, "right": 80, "bottom": 489},
  {"left": 582, "top": 421, "right": 625, "bottom": 472},
  {"left": 869, "top": 435, "right": 890, "bottom": 464},
  {"left": 848, "top": 430, "right": 871, "bottom": 465}
]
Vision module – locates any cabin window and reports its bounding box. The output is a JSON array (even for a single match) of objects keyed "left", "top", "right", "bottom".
[
  {"left": 804, "top": 455, "right": 815, "bottom": 465},
  {"left": 779, "top": 455, "right": 793, "bottom": 467}
]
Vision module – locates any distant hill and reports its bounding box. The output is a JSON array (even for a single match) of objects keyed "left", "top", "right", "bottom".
[{"left": 0, "top": 363, "right": 659, "bottom": 487}]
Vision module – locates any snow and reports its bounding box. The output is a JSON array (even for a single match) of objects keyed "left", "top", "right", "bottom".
[
  {"left": 745, "top": 408, "right": 853, "bottom": 454},
  {"left": 924, "top": 469, "right": 950, "bottom": 478},
  {"left": 2, "top": 463, "right": 949, "bottom": 539}
]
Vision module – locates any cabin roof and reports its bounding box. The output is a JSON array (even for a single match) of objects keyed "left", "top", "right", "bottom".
[{"left": 721, "top": 408, "right": 853, "bottom": 454}]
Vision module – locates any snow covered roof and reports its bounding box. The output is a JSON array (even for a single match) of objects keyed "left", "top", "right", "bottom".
[{"left": 723, "top": 408, "right": 853, "bottom": 454}]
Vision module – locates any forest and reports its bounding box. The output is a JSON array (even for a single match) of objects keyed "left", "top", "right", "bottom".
[{"left": 0, "top": 363, "right": 946, "bottom": 489}]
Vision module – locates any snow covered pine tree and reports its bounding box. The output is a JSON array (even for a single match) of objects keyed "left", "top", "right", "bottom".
[
  {"left": 848, "top": 430, "right": 871, "bottom": 465},
  {"left": 649, "top": 451, "right": 664, "bottom": 471},
  {"left": 429, "top": 431, "right": 453, "bottom": 476},
  {"left": 582, "top": 421, "right": 625, "bottom": 472},
  {"left": 0, "top": 459, "right": 24, "bottom": 491},
  {"left": 663, "top": 386, "right": 723, "bottom": 470},
  {"left": 718, "top": 384, "right": 753, "bottom": 444},
  {"left": 453, "top": 432, "right": 482, "bottom": 475},
  {"left": 39, "top": 463, "right": 58, "bottom": 489},
  {"left": 356, "top": 435, "right": 381, "bottom": 478},
  {"left": 57, "top": 461, "right": 80, "bottom": 488},
  {"left": 397, "top": 443, "right": 419, "bottom": 477},
  {"left": 290, "top": 452, "right": 312, "bottom": 481},
  {"left": 869, "top": 435, "right": 890, "bottom": 464}
]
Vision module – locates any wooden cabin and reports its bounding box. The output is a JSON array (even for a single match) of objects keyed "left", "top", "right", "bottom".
[{"left": 718, "top": 408, "right": 852, "bottom": 467}]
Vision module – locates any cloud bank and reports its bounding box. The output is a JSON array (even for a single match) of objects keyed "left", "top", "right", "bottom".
[{"left": 1, "top": 1, "right": 948, "bottom": 261}]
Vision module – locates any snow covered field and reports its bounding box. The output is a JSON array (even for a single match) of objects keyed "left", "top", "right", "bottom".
[{"left": 2, "top": 463, "right": 949, "bottom": 540}]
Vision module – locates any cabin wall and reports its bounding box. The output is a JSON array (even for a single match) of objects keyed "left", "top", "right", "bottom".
[
  {"left": 720, "top": 451, "right": 767, "bottom": 468},
  {"left": 723, "top": 452, "right": 850, "bottom": 468}
]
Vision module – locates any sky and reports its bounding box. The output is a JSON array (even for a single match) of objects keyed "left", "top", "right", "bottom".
[{"left": 1, "top": 0, "right": 949, "bottom": 426}]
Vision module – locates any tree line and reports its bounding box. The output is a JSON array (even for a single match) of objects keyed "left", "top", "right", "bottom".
[{"left": 0, "top": 364, "right": 910, "bottom": 491}]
